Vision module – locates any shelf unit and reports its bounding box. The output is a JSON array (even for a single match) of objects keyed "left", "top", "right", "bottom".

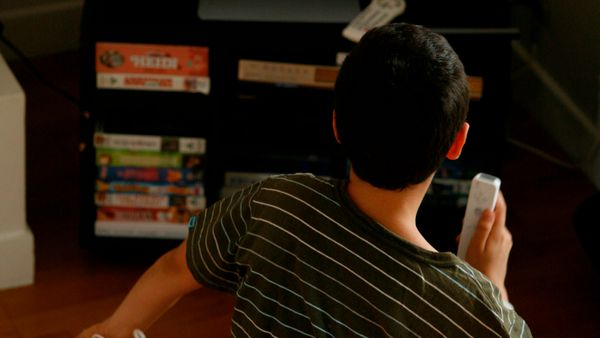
[{"left": 78, "top": 0, "right": 517, "bottom": 252}]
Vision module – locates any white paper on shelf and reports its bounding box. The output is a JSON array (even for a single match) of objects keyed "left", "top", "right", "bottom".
[{"left": 342, "top": 0, "right": 407, "bottom": 43}]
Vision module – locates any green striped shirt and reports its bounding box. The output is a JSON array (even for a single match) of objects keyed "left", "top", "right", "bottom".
[{"left": 187, "top": 173, "right": 531, "bottom": 337}]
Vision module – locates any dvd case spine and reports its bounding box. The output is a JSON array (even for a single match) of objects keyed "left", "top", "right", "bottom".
[
  {"left": 96, "top": 180, "right": 204, "bottom": 196},
  {"left": 94, "top": 132, "right": 207, "bottom": 154},
  {"left": 98, "top": 166, "right": 203, "bottom": 183},
  {"left": 95, "top": 192, "right": 206, "bottom": 210},
  {"left": 96, "top": 149, "right": 204, "bottom": 169},
  {"left": 97, "top": 206, "right": 193, "bottom": 223}
]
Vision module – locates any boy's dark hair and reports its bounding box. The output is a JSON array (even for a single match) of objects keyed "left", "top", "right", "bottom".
[{"left": 334, "top": 23, "right": 470, "bottom": 190}]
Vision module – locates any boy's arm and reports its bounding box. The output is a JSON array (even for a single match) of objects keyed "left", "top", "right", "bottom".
[
  {"left": 77, "top": 239, "right": 202, "bottom": 338},
  {"left": 464, "top": 192, "right": 512, "bottom": 301}
]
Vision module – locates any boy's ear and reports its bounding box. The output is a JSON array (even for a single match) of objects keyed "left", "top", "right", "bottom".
[
  {"left": 332, "top": 110, "right": 341, "bottom": 144},
  {"left": 446, "top": 122, "right": 469, "bottom": 160}
]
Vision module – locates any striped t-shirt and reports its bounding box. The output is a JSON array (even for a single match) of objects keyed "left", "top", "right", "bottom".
[{"left": 186, "top": 173, "right": 531, "bottom": 337}]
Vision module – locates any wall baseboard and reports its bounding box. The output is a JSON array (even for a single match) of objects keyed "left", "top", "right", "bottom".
[
  {"left": 511, "top": 41, "right": 600, "bottom": 190},
  {"left": 0, "top": 0, "right": 84, "bottom": 60},
  {"left": 0, "top": 52, "right": 34, "bottom": 290},
  {"left": 0, "top": 229, "right": 34, "bottom": 290}
]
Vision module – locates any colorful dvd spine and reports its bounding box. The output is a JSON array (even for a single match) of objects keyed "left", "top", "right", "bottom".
[
  {"left": 97, "top": 206, "right": 193, "bottom": 223},
  {"left": 238, "top": 59, "right": 339, "bottom": 89},
  {"left": 98, "top": 166, "right": 203, "bottom": 183},
  {"left": 96, "top": 180, "right": 204, "bottom": 196},
  {"left": 94, "top": 132, "right": 206, "bottom": 154},
  {"left": 95, "top": 149, "right": 204, "bottom": 169},
  {"left": 95, "top": 192, "right": 206, "bottom": 210}
]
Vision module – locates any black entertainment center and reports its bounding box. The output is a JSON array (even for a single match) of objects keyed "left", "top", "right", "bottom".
[{"left": 79, "top": 0, "right": 518, "bottom": 252}]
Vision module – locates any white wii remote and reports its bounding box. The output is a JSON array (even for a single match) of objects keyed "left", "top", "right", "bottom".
[{"left": 456, "top": 173, "right": 501, "bottom": 259}]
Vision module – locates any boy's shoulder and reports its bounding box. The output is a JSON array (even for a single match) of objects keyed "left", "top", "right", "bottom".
[
  {"left": 264, "top": 172, "right": 336, "bottom": 187},
  {"left": 258, "top": 173, "right": 341, "bottom": 199}
]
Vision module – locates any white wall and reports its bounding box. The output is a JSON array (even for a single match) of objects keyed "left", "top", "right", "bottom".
[
  {"left": 0, "top": 0, "right": 82, "bottom": 289},
  {"left": 0, "top": 0, "right": 83, "bottom": 60},
  {"left": 511, "top": 1, "right": 600, "bottom": 188},
  {"left": 0, "top": 52, "right": 34, "bottom": 290}
]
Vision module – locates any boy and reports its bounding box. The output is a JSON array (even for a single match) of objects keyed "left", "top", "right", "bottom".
[{"left": 79, "top": 23, "right": 531, "bottom": 337}]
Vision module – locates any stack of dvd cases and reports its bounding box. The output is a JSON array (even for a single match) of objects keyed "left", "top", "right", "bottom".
[{"left": 93, "top": 132, "right": 206, "bottom": 239}]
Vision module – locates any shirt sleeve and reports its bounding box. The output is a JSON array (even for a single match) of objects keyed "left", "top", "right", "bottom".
[
  {"left": 501, "top": 303, "right": 532, "bottom": 337},
  {"left": 186, "top": 181, "right": 263, "bottom": 292},
  {"left": 473, "top": 265, "right": 533, "bottom": 338}
]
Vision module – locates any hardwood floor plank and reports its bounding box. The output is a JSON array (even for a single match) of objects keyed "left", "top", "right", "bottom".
[{"left": 0, "top": 304, "right": 21, "bottom": 338}]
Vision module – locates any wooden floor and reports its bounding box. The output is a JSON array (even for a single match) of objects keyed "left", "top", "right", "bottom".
[{"left": 1, "top": 51, "right": 599, "bottom": 338}]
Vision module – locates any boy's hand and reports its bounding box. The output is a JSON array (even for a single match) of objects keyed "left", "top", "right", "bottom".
[
  {"left": 464, "top": 192, "right": 512, "bottom": 300},
  {"left": 76, "top": 321, "right": 120, "bottom": 338},
  {"left": 76, "top": 318, "right": 141, "bottom": 338},
  {"left": 76, "top": 322, "right": 109, "bottom": 338}
]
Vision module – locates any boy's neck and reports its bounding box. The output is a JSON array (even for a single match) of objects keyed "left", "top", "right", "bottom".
[{"left": 346, "top": 169, "right": 437, "bottom": 252}]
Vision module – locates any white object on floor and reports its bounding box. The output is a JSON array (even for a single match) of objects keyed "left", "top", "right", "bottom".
[
  {"left": 90, "top": 329, "right": 145, "bottom": 338},
  {"left": 133, "top": 329, "right": 147, "bottom": 338}
]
